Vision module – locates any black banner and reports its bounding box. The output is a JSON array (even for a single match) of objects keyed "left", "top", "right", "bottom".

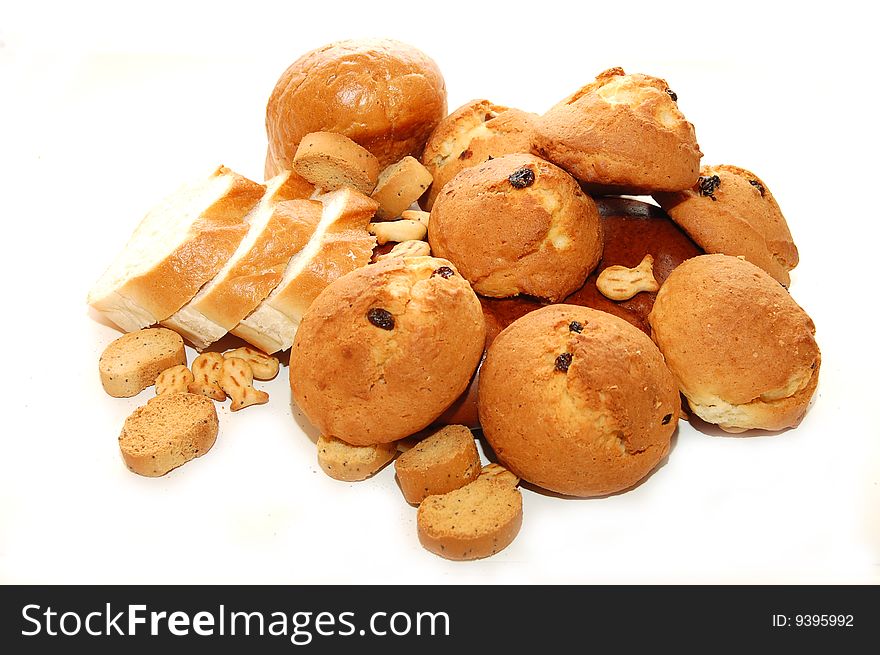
[{"left": 1, "top": 585, "right": 875, "bottom": 652}]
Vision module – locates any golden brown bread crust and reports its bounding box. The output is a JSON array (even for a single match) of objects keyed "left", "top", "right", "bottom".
[
  {"left": 394, "top": 425, "right": 481, "bottom": 505},
  {"left": 119, "top": 393, "right": 218, "bottom": 477},
  {"left": 533, "top": 67, "right": 701, "bottom": 193},
  {"left": 647, "top": 254, "right": 820, "bottom": 432},
  {"left": 290, "top": 256, "right": 486, "bottom": 446},
  {"left": 421, "top": 99, "right": 538, "bottom": 209},
  {"left": 653, "top": 164, "right": 799, "bottom": 286},
  {"left": 265, "top": 38, "right": 447, "bottom": 175},
  {"left": 479, "top": 305, "right": 679, "bottom": 497},
  {"left": 428, "top": 153, "right": 603, "bottom": 302},
  {"left": 417, "top": 478, "right": 522, "bottom": 560}
]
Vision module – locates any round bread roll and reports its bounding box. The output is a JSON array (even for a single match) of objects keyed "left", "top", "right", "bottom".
[
  {"left": 533, "top": 67, "right": 701, "bottom": 193},
  {"left": 420, "top": 99, "right": 538, "bottom": 210},
  {"left": 653, "top": 164, "right": 799, "bottom": 286},
  {"left": 479, "top": 305, "right": 680, "bottom": 497},
  {"left": 290, "top": 256, "right": 485, "bottom": 446},
  {"left": 648, "top": 254, "right": 820, "bottom": 433},
  {"left": 428, "top": 153, "right": 603, "bottom": 302},
  {"left": 265, "top": 39, "right": 447, "bottom": 176}
]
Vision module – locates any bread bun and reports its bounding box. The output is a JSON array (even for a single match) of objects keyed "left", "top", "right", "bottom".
[
  {"left": 533, "top": 67, "right": 701, "bottom": 193},
  {"left": 479, "top": 305, "right": 679, "bottom": 497},
  {"left": 648, "top": 254, "right": 819, "bottom": 432},
  {"left": 265, "top": 39, "right": 447, "bottom": 176},
  {"left": 421, "top": 99, "right": 537, "bottom": 209},
  {"left": 428, "top": 153, "right": 603, "bottom": 302},
  {"left": 653, "top": 164, "right": 799, "bottom": 286},
  {"left": 290, "top": 256, "right": 485, "bottom": 445}
]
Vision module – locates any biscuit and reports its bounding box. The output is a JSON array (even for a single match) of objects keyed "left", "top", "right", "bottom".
[
  {"left": 154, "top": 365, "right": 193, "bottom": 396},
  {"left": 187, "top": 352, "right": 226, "bottom": 401},
  {"left": 653, "top": 164, "right": 799, "bottom": 286},
  {"left": 421, "top": 99, "right": 537, "bottom": 209},
  {"left": 394, "top": 425, "right": 481, "bottom": 505},
  {"left": 99, "top": 328, "right": 186, "bottom": 398},
  {"left": 533, "top": 67, "right": 701, "bottom": 193},
  {"left": 222, "top": 347, "right": 279, "bottom": 381},
  {"left": 417, "top": 478, "right": 522, "bottom": 560},
  {"left": 290, "top": 256, "right": 486, "bottom": 445},
  {"left": 317, "top": 434, "right": 397, "bottom": 481},
  {"left": 293, "top": 132, "right": 380, "bottom": 194},
  {"left": 119, "top": 393, "right": 218, "bottom": 477},
  {"left": 647, "top": 254, "right": 820, "bottom": 432},
  {"left": 479, "top": 305, "right": 680, "bottom": 497},
  {"left": 428, "top": 153, "right": 603, "bottom": 302},
  {"left": 371, "top": 156, "right": 433, "bottom": 219},
  {"left": 220, "top": 357, "right": 269, "bottom": 411}
]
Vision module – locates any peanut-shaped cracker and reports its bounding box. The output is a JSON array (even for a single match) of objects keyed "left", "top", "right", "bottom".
[
  {"left": 187, "top": 352, "right": 226, "bottom": 401},
  {"left": 478, "top": 462, "right": 520, "bottom": 487},
  {"left": 375, "top": 239, "right": 431, "bottom": 261},
  {"left": 220, "top": 357, "right": 269, "bottom": 411},
  {"left": 368, "top": 219, "right": 427, "bottom": 245},
  {"left": 222, "top": 346, "right": 279, "bottom": 381},
  {"left": 155, "top": 365, "right": 194, "bottom": 396},
  {"left": 596, "top": 254, "right": 660, "bottom": 301},
  {"left": 401, "top": 209, "right": 430, "bottom": 229}
]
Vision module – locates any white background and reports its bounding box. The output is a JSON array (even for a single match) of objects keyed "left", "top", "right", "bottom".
[{"left": 1, "top": 0, "right": 877, "bottom": 584}]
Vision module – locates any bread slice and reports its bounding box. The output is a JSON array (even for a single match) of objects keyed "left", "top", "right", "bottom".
[
  {"left": 232, "top": 187, "right": 378, "bottom": 353},
  {"left": 293, "top": 132, "right": 380, "bottom": 195},
  {"left": 394, "top": 425, "right": 481, "bottom": 505},
  {"left": 88, "top": 166, "right": 265, "bottom": 332},
  {"left": 371, "top": 156, "right": 433, "bottom": 219},
  {"left": 316, "top": 434, "right": 397, "bottom": 482},
  {"left": 99, "top": 327, "right": 186, "bottom": 397},
  {"left": 417, "top": 478, "right": 523, "bottom": 560},
  {"left": 119, "top": 393, "right": 218, "bottom": 477},
  {"left": 161, "top": 171, "right": 318, "bottom": 349}
]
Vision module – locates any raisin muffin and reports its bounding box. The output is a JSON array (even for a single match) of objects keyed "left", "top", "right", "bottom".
[
  {"left": 428, "top": 153, "right": 603, "bottom": 302},
  {"left": 290, "top": 256, "right": 485, "bottom": 445}
]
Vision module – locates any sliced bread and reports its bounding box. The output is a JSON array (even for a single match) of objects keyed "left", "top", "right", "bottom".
[
  {"left": 394, "top": 425, "right": 481, "bottom": 505},
  {"left": 232, "top": 187, "right": 378, "bottom": 353},
  {"left": 99, "top": 327, "right": 186, "bottom": 398},
  {"left": 162, "top": 171, "right": 318, "bottom": 349},
  {"left": 88, "top": 166, "right": 265, "bottom": 332}
]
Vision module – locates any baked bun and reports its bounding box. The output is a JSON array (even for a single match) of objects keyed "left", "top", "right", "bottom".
[
  {"left": 265, "top": 39, "right": 447, "bottom": 176},
  {"left": 533, "top": 67, "right": 701, "bottom": 193},
  {"left": 428, "top": 153, "right": 603, "bottom": 302},
  {"left": 653, "top": 164, "right": 799, "bottom": 286},
  {"left": 290, "top": 256, "right": 485, "bottom": 445},
  {"left": 479, "top": 305, "right": 679, "bottom": 497},
  {"left": 421, "top": 99, "right": 537, "bottom": 209},
  {"left": 648, "top": 254, "right": 820, "bottom": 433}
]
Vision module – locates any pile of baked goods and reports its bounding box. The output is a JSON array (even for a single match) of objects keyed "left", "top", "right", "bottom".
[{"left": 89, "top": 38, "right": 820, "bottom": 560}]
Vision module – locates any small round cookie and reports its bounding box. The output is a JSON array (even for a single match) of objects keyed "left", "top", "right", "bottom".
[
  {"left": 265, "top": 38, "right": 447, "bottom": 175},
  {"left": 653, "top": 164, "right": 799, "bottom": 286},
  {"left": 533, "top": 67, "right": 702, "bottom": 193},
  {"left": 479, "top": 305, "right": 679, "bottom": 497},
  {"left": 428, "top": 153, "right": 603, "bottom": 302},
  {"left": 421, "top": 99, "right": 538, "bottom": 210},
  {"left": 647, "top": 254, "right": 820, "bottom": 433},
  {"left": 290, "top": 256, "right": 486, "bottom": 446}
]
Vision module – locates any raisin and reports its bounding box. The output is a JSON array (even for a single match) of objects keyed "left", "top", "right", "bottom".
[
  {"left": 666, "top": 88, "right": 678, "bottom": 102},
  {"left": 749, "top": 179, "right": 766, "bottom": 197},
  {"left": 568, "top": 321, "right": 584, "bottom": 333},
  {"left": 662, "top": 414, "right": 672, "bottom": 425},
  {"left": 508, "top": 167, "right": 535, "bottom": 189},
  {"left": 433, "top": 266, "right": 455, "bottom": 279},
  {"left": 698, "top": 175, "right": 721, "bottom": 201},
  {"left": 459, "top": 149, "right": 473, "bottom": 160},
  {"left": 367, "top": 308, "right": 394, "bottom": 330},
  {"left": 554, "top": 352, "right": 573, "bottom": 373}
]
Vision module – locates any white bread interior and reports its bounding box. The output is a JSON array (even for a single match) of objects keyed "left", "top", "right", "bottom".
[
  {"left": 232, "top": 187, "right": 378, "bottom": 353},
  {"left": 161, "top": 172, "right": 315, "bottom": 349},
  {"left": 88, "top": 166, "right": 264, "bottom": 332}
]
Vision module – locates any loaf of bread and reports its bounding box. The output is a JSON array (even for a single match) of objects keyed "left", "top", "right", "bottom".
[
  {"left": 88, "top": 166, "right": 264, "bottom": 332},
  {"left": 232, "top": 187, "right": 378, "bottom": 353},
  {"left": 162, "top": 171, "right": 317, "bottom": 349}
]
